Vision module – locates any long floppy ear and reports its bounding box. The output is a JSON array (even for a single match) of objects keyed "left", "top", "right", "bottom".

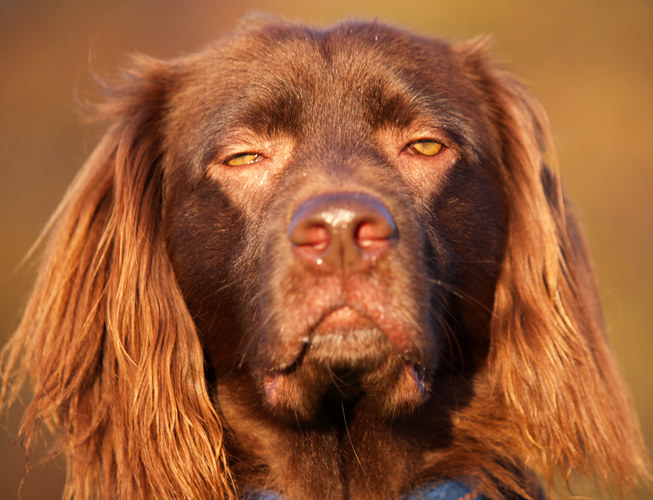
[
  {"left": 1, "top": 57, "right": 236, "bottom": 499},
  {"left": 457, "top": 41, "right": 651, "bottom": 494}
]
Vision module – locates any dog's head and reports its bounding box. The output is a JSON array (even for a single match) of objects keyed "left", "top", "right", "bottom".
[
  {"left": 3, "top": 16, "right": 649, "bottom": 499},
  {"left": 162, "top": 19, "right": 506, "bottom": 420}
]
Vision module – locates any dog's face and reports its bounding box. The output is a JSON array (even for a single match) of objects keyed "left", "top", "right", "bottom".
[
  {"left": 5, "top": 16, "right": 648, "bottom": 500},
  {"left": 162, "top": 21, "right": 506, "bottom": 420}
]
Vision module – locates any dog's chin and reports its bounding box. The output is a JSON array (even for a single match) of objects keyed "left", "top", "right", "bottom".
[{"left": 260, "top": 321, "right": 430, "bottom": 422}]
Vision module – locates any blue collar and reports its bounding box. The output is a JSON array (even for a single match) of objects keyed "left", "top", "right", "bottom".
[
  {"left": 244, "top": 480, "right": 483, "bottom": 500},
  {"left": 400, "top": 480, "right": 483, "bottom": 500}
]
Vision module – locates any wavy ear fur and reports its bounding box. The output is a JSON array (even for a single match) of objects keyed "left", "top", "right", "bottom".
[
  {"left": 458, "top": 40, "right": 650, "bottom": 494},
  {"left": 1, "top": 57, "right": 235, "bottom": 499}
]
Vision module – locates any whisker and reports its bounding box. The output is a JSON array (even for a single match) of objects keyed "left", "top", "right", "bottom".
[
  {"left": 429, "top": 278, "right": 496, "bottom": 317},
  {"left": 341, "top": 401, "right": 364, "bottom": 472}
]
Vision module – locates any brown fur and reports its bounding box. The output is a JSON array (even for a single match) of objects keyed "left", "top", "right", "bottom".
[{"left": 1, "top": 16, "right": 650, "bottom": 500}]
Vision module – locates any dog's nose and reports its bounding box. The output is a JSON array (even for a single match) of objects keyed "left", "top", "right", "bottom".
[{"left": 288, "top": 192, "right": 397, "bottom": 274}]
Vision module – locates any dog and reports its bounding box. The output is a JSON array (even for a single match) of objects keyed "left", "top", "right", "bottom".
[{"left": 2, "top": 15, "right": 650, "bottom": 500}]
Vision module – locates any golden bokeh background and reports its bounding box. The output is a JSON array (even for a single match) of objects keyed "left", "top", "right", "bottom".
[{"left": 1, "top": 1, "right": 651, "bottom": 498}]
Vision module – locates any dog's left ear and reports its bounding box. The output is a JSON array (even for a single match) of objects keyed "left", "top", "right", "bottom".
[
  {"left": 454, "top": 39, "right": 651, "bottom": 494},
  {"left": 1, "top": 56, "right": 236, "bottom": 499}
]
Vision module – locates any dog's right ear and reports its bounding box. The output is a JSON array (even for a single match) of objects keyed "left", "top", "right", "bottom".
[
  {"left": 455, "top": 39, "right": 651, "bottom": 496},
  {"left": 1, "top": 56, "right": 236, "bottom": 499}
]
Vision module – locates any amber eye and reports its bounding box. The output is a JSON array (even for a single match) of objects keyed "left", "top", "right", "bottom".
[
  {"left": 408, "top": 139, "right": 444, "bottom": 157},
  {"left": 225, "top": 152, "right": 262, "bottom": 167}
]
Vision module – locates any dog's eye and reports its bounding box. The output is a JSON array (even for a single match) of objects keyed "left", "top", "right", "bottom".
[
  {"left": 408, "top": 140, "right": 444, "bottom": 157},
  {"left": 225, "top": 152, "right": 262, "bottom": 167}
]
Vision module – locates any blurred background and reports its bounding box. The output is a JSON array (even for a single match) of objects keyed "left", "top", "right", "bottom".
[{"left": 1, "top": 0, "right": 651, "bottom": 498}]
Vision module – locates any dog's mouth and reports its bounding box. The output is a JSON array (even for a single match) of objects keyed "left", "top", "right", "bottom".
[
  {"left": 308, "top": 306, "right": 394, "bottom": 366},
  {"left": 261, "top": 305, "right": 429, "bottom": 419}
]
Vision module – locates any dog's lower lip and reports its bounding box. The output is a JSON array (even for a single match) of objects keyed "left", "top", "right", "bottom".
[{"left": 268, "top": 305, "right": 419, "bottom": 375}]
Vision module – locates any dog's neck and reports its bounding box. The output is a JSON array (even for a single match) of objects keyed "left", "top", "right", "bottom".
[{"left": 216, "top": 371, "right": 470, "bottom": 500}]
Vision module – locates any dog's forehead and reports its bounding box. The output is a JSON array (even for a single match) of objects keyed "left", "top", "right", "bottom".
[
  {"left": 183, "top": 21, "right": 481, "bottom": 138},
  {"left": 230, "top": 21, "right": 449, "bottom": 64},
  {"left": 218, "top": 20, "right": 461, "bottom": 92}
]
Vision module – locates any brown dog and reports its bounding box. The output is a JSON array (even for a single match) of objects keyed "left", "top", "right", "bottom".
[{"left": 2, "top": 16, "right": 650, "bottom": 500}]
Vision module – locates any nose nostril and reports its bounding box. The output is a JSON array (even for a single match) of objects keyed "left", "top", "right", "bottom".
[
  {"left": 355, "top": 220, "right": 394, "bottom": 256},
  {"left": 301, "top": 225, "right": 330, "bottom": 252},
  {"left": 356, "top": 221, "right": 386, "bottom": 246},
  {"left": 356, "top": 221, "right": 375, "bottom": 247}
]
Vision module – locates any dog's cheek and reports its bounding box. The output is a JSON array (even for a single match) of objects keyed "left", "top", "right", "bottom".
[
  {"left": 163, "top": 183, "right": 257, "bottom": 372},
  {"left": 427, "top": 162, "right": 506, "bottom": 353}
]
